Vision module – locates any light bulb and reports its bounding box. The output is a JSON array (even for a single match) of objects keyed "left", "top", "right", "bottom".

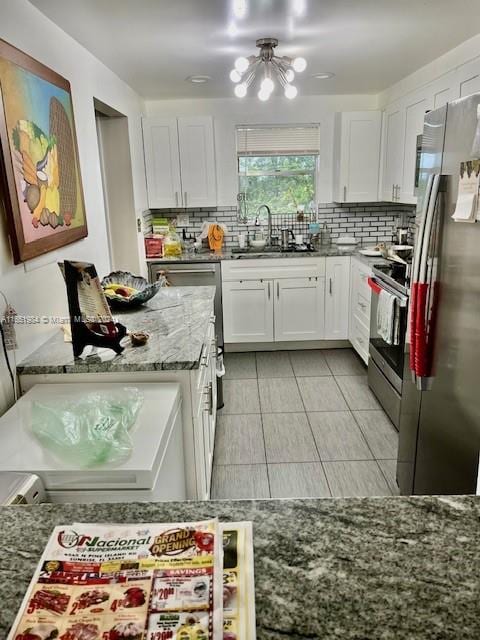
[
  {"left": 285, "top": 69, "right": 295, "bottom": 83},
  {"left": 235, "top": 56, "right": 250, "bottom": 73},
  {"left": 235, "top": 83, "right": 247, "bottom": 98},
  {"left": 284, "top": 84, "right": 298, "bottom": 99},
  {"left": 258, "top": 88, "right": 270, "bottom": 101},
  {"left": 292, "top": 57, "right": 307, "bottom": 73},
  {"left": 233, "top": 0, "right": 247, "bottom": 19},
  {"left": 261, "top": 77, "right": 274, "bottom": 93},
  {"left": 230, "top": 69, "right": 241, "bottom": 83}
]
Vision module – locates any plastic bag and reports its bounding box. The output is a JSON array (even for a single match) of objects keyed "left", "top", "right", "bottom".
[{"left": 30, "top": 387, "right": 143, "bottom": 468}]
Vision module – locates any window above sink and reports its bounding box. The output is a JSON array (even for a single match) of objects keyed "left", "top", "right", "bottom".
[{"left": 236, "top": 125, "right": 320, "bottom": 222}]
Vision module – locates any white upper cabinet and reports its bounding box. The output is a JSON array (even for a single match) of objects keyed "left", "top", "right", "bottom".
[
  {"left": 324, "top": 257, "right": 351, "bottom": 340},
  {"left": 457, "top": 57, "right": 480, "bottom": 98},
  {"left": 142, "top": 116, "right": 217, "bottom": 209},
  {"left": 177, "top": 117, "right": 217, "bottom": 208},
  {"left": 430, "top": 70, "right": 458, "bottom": 109},
  {"left": 399, "top": 90, "right": 432, "bottom": 204},
  {"left": 142, "top": 117, "right": 182, "bottom": 208},
  {"left": 333, "top": 111, "right": 382, "bottom": 203},
  {"left": 274, "top": 277, "right": 325, "bottom": 341},
  {"left": 381, "top": 102, "right": 405, "bottom": 202}
]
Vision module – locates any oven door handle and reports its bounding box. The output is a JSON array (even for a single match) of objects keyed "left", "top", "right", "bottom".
[
  {"left": 367, "top": 277, "right": 382, "bottom": 295},
  {"left": 368, "top": 277, "right": 408, "bottom": 307}
]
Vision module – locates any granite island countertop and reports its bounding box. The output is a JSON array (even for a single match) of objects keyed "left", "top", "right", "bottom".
[
  {"left": 17, "top": 285, "right": 216, "bottom": 375},
  {"left": 1, "top": 496, "right": 478, "bottom": 638}
]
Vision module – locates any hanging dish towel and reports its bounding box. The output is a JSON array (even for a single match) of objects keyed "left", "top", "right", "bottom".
[
  {"left": 208, "top": 223, "right": 224, "bottom": 252},
  {"left": 377, "top": 289, "right": 399, "bottom": 345}
]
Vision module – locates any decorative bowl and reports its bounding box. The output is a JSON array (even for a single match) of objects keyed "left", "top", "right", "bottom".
[
  {"left": 250, "top": 239, "right": 266, "bottom": 250},
  {"left": 101, "top": 271, "right": 165, "bottom": 309}
]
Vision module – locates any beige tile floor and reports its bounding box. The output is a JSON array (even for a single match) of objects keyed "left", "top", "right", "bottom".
[{"left": 212, "top": 349, "right": 399, "bottom": 499}]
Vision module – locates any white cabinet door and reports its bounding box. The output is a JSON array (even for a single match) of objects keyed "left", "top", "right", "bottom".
[
  {"left": 178, "top": 116, "right": 217, "bottom": 207},
  {"left": 274, "top": 277, "right": 325, "bottom": 341},
  {"left": 429, "top": 70, "right": 458, "bottom": 109},
  {"left": 334, "top": 111, "right": 382, "bottom": 202},
  {"left": 349, "top": 257, "right": 372, "bottom": 364},
  {"left": 381, "top": 103, "right": 405, "bottom": 202},
  {"left": 222, "top": 280, "right": 274, "bottom": 343},
  {"left": 457, "top": 57, "right": 480, "bottom": 98},
  {"left": 400, "top": 91, "right": 431, "bottom": 204},
  {"left": 142, "top": 117, "right": 182, "bottom": 208},
  {"left": 324, "top": 257, "right": 350, "bottom": 340}
]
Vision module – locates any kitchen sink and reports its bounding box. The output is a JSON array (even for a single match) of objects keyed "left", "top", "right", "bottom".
[{"left": 231, "top": 247, "right": 315, "bottom": 259}]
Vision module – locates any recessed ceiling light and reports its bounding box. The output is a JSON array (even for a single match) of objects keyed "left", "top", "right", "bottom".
[
  {"left": 312, "top": 72, "right": 335, "bottom": 79},
  {"left": 186, "top": 75, "right": 211, "bottom": 84}
]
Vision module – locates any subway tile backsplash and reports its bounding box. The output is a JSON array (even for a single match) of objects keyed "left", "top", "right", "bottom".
[{"left": 144, "top": 202, "right": 416, "bottom": 249}]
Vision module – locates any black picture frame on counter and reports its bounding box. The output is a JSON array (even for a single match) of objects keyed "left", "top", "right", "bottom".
[{"left": 61, "top": 260, "right": 127, "bottom": 357}]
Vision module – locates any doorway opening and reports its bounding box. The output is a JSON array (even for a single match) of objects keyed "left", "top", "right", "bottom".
[{"left": 94, "top": 98, "right": 139, "bottom": 273}]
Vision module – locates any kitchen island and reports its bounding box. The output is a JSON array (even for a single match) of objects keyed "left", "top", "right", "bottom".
[
  {"left": 17, "top": 285, "right": 216, "bottom": 375},
  {"left": 1, "top": 495, "right": 478, "bottom": 638},
  {"left": 16, "top": 286, "right": 217, "bottom": 501}
]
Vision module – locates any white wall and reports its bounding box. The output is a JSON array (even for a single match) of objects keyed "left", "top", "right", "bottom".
[
  {"left": 0, "top": 0, "right": 148, "bottom": 414},
  {"left": 145, "top": 94, "right": 378, "bottom": 206}
]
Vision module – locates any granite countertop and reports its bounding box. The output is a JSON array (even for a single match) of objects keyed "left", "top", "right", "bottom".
[
  {"left": 17, "top": 286, "right": 216, "bottom": 375},
  {"left": 1, "top": 496, "right": 478, "bottom": 638},
  {"left": 146, "top": 245, "right": 383, "bottom": 265}
]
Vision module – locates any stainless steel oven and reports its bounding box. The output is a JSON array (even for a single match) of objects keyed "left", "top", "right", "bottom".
[{"left": 367, "top": 266, "right": 409, "bottom": 429}]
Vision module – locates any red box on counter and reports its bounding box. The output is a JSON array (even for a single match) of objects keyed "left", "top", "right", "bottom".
[{"left": 145, "top": 234, "right": 164, "bottom": 258}]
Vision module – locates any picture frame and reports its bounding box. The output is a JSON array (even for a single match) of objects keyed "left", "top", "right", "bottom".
[{"left": 0, "top": 38, "right": 87, "bottom": 264}]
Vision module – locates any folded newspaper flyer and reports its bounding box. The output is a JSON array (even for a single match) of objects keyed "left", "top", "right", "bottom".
[{"left": 8, "top": 519, "right": 256, "bottom": 640}]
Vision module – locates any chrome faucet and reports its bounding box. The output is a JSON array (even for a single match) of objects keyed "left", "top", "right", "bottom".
[{"left": 256, "top": 204, "right": 272, "bottom": 246}]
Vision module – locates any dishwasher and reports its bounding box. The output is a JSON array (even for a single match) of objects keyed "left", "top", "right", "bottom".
[{"left": 148, "top": 261, "right": 223, "bottom": 346}]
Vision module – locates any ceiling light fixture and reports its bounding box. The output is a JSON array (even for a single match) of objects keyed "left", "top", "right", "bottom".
[
  {"left": 230, "top": 38, "right": 306, "bottom": 101},
  {"left": 312, "top": 72, "right": 335, "bottom": 79},
  {"left": 187, "top": 75, "right": 211, "bottom": 84}
]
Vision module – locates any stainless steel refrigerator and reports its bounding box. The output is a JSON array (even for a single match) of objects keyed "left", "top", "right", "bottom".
[{"left": 397, "top": 93, "right": 480, "bottom": 495}]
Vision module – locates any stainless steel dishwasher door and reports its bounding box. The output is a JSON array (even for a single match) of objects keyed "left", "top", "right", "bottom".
[{"left": 149, "top": 262, "right": 223, "bottom": 346}]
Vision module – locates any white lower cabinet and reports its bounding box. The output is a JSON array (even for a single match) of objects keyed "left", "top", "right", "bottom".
[
  {"left": 274, "top": 277, "right": 325, "bottom": 341},
  {"left": 324, "top": 257, "right": 351, "bottom": 339},
  {"left": 222, "top": 279, "right": 274, "bottom": 343},
  {"left": 349, "top": 257, "right": 373, "bottom": 364},
  {"left": 222, "top": 258, "right": 336, "bottom": 344}
]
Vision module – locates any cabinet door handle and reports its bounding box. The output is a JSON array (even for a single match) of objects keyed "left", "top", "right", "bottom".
[
  {"left": 329, "top": 278, "right": 333, "bottom": 295},
  {"left": 175, "top": 191, "right": 179, "bottom": 207},
  {"left": 277, "top": 282, "right": 280, "bottom": 299},
  {"left": 267, "top": 282, "right": 271, "bottom": 299},
  {"left": 184, "top": 191, "right": 188, "bottom": 207},
  {"left": 343, "top": 185, "right": 347, "bottom": 201}
]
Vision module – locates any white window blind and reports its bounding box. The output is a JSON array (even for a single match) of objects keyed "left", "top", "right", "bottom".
[{"left": 237, "top": 125, "right": 320, "bottom": 156}]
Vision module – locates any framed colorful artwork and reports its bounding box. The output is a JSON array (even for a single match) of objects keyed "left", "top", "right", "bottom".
[{"left": 0, "top": 38, "right": 87, "bottom": 264}]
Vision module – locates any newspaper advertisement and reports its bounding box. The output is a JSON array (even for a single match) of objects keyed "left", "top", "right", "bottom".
[
  {"left": 221, "top": 523, "right": 255, "bottom": 640},
  {"left": 8, "top": 520, "right": 223, "bottom": 640}
]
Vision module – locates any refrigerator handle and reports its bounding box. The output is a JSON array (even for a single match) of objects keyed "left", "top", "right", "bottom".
[
  {"left": 412, "top": 174, "right": 442, "bottom": 385},
  {"left": 410, "top": 173, "right": 435, "bottom": 379}
]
